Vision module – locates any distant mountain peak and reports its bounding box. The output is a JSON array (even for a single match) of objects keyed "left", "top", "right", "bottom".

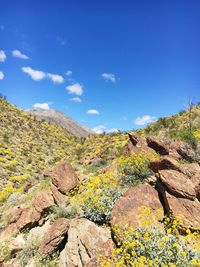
[{"left": 26, "top": 108, "right": 93, "bottom": 137}]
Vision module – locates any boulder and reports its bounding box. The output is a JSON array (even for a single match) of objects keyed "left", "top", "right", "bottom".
[
  {"left": 157, "top": 182, "right": 200, "bottom": 230},
  {"left": 150, "top": 156, "right": 200, "bottom": 178},
  {"left": 32, "top": 189, "right": 54, "bottom": 214},
  {"left": 50, "top": 183, "right": 69, "bottom": 205},
  {"left": 15, "top": 208, "right": 41, "bottom": 231},
  {"left": 128, "top": 132, "right": 146, "bottom": 146},
  {"left": 181, "top": 162, "right": 200, "bottom": 178},
  {"left": 51, "top": 161, "right": 79, "bottom": 194},
  {"left": 170, "top": 141, "right": 196, "bottom": 162},
  {"left": 86, "top": 240, "right": 115, "bottom": 267},
  {"left": 0, "top": 224, "right": 19, "bottom": 241},
  {"left": 150, "top": 156, "right": 180, "bottom": 173},
  {"left": 158, "top": 170, "right": 196, "bottom": 200},
  {"left": 38, "top": 218, "right": 69, "bottom": 256},
  {"left": 146, "top": 136, "right": 169, "bottom": 155},
  {"left": 7, "top": 206, "right": 23, "bottom": 224},
  {"left": 59, "top": 218, "right": 113, "bottom": 267},
  {"left": 124, "top": 132, "right": 156, "bottom": 156},
  {"left": 1, "top": 190, "right": 54, "bottom": 238},
  {"left": 111, "top": 184, "right": 164, "bottom": 235}
]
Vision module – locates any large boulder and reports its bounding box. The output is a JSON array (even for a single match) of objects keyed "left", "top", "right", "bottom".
[
  {"left": 51, "top": 161, "right": 79, "bottom": 194},
  {"left": 32, "top": 189, "right": 54, "bottom": 214},
  {"left": 59, "top": 218, "right": 113, "bottom": 267},
  {"left": 124, "top": 132, "right": 156, "bottom": 156},
  {"left": 38, "top": 218, "right": 69, "bottom": 256},
  {"left": 15, "top": 208, "right": 41, "bottom": 231},
  {"left": 50, "top": 183, "right": 69, "bottom": 205},
  {"left": 16, "top": 189, "right": 54, "bottom": 231},
  {"left": 170, "top": 141, "right": 196, "bottom": 162},
  {"left": 7, "top": 206, "right": 23, "bottom": 224},
  {"left": 157, "top": 182, "right": 200, "bottom": 230},
  {"left": 0, "top": 190, "right": 54, "bottom": 239},
  {"left": 150, "top": 156, "right": 200, "bottom": 178},
  {"left": 146, "top": 136, "right": 169, "bottom": 155},
  {"left": 111, "top": 184, "right": 164, "bottom": 234},
  {"left": 158, "top": 170, "right": 196, "bottom": 200}
]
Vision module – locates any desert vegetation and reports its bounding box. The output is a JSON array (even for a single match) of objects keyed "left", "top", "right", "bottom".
[{"left": 0, "top": 99, "right": 200, "bottom": 267}]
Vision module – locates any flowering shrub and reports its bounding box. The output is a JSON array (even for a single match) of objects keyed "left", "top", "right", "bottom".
[
  {"left": 117, "top": 152, "right": 158, "bottom": 186},
  {"left": 71, "top": 172, "right": 122, "bottom": 224},
  {"left": 8, "top": 175, "right": 27, "bottom": 184},
  {"left": 99, "top": 226, "right": 200, "bottom": 267},
  {"left": 0, "top": 184, "right": 23, "bottom": 202}
]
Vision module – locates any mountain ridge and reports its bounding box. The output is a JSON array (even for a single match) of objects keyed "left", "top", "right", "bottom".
[{"left": 26, "top": 109, "right": 93, "bottom": 138}]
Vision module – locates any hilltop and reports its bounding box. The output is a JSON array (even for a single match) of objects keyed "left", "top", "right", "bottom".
[{"left": 27, "top": 109, "right": 92, "bottom": 138}]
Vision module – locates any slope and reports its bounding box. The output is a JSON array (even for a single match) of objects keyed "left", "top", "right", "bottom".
[{"left": 27, "top": 109, "right": 92, "bottom": 137}]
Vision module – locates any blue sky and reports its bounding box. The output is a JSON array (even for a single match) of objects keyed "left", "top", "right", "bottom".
[{"left": 0, "top": 0, "right": 200, "bottom": 133}]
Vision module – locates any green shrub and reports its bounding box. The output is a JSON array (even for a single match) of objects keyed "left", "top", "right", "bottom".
[
  {"left": 72, "top": 172, "right": 122, "bottom": 224},
  {"left": 117, "top": 152, "right": 157, "bottom": 186},
  {"left": 178, "top": 128, "right": 197, "bottom": 149},
  {"left": 49, "top": 205, "right": 77, "bottom": 221},
  {"left": 82, "top": 187, "right": 122, "bottom": 224},
  {"left": 0, "top": 242, "right": 11, "bottom": 262},
  {"left": 16, "top": 235, "right": 41, "bottom": 266}
]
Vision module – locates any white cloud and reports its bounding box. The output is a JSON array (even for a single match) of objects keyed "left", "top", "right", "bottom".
[
  {"left": 22, "top": 66, "right": 46, "bottom": 81},
  {"left": 66, "top": 70, "right": 72, "bottom": 77},
  {"left": 0, "top": 50, "right": 6, "bottom": 62},
  {"left": 47, "top": 73, "right": 64, "bottom": 84},
  {"left": 70, "top": 97, "right": 81, "bottom": 103},
  {"left": 106, "top": 128, "right": 118, "bottom": 133},
  {"left": 66, "top": 83, "right": 83, "bottom": 96},
  {"left": 33, "top": 102, "right": 50, "bottom": 110},
  {"left": 134, "top": 115, "right": 157, "bottom": 126},
  {"left": 12, "top": 50, "right": 29, "bottom": 60},
  {"left": 93, "top": 125, "right": 106, "bottom": 134},
  {"left": 87, "top": 109, "right": 100, "bottom": 115},
  {"left": 101, "top": 73, "right": 116, "bottom": 82},
  {"left": 0, "top": 71, "right": 4, "bottom": 80},
  {"left": 93, "top": 125, "right": 118, "bottom": 134}
]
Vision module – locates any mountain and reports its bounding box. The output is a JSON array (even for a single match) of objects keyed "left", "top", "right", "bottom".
[{"left": 27, "top": 109, "right": 93, "bottom": 137}]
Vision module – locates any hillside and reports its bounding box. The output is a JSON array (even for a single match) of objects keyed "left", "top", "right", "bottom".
[
  {"left": 140, "top": 103, "right": 200, "bottom": 148},
  {"left": 0, "top": 99, "right": 200, "bottom": 267},
  {"left": 0, "top": 99, "right": 129, "bottom": 201},
  {"left": 27, "top": 109, "right": 92, "bottom": 138}
]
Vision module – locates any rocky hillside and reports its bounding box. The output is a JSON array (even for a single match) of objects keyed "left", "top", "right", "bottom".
[
  {"left": 0, "top": 99, "right": 129, "bottom": 202},
  {"left": 0, "top": 99, "right": 200, "bottom": 267},
  {"left": 27, "top": 109, "right": 92, "bottom": 137},
  {"left": 140, "top": 103, "right": 200, "bottom": 148}
]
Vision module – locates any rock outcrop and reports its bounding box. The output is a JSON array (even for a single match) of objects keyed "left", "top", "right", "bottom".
[
  {"left": 111, "top": 184, "right": 163, "bottom": 235},
  {"left": 146, "top": 136, "right": 169, "bottom": 155},
  {"left": 38, "top": 218, "right": 70, "bottom": 256},
  {"left": 59, "top": 218, "right": 113, "bottom": 267},
  {"left": 157, "top": 181, "right": 200, "bottom": 230},
  {"left": 0, "top": 190, "right": 54, "bottom": 240},
  {"left": 51, "top": 161, "right": 79, "bottom": 194},
  {"left": 125, "top": 132, "right": 156, "bottom": 156},
  {"left": 170, "top": 141, "right": 196, "bottom": 162},
  {"left": 158, "top": 170, "right": 196, "bottom": 200}
]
